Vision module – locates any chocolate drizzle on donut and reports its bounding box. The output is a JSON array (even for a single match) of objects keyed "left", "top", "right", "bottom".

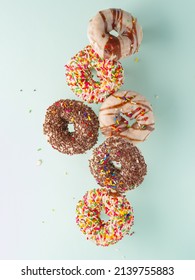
[
  {"left": 99, "top": 11, "right": 108, "bottom": 33},
  {"left": 99, "top": 91, "right": 155, "bottom": 142},
  {"left": 88, "top": 9, "right": 143, "bottom": 60},
  {"left": 122, "top": 16, "right": 139, "bottom": 55},
  {"left": 100, "top": 94, "right": 136, "bottom": 112},
  {"left": 111, "top": 8, "right": 123, "bottom": 31},
  {"left": 99, "top": 10, "right": 122, "bottom": 60},
  {"left": 99, "top": 10, "right": 139, "bottom": 58},
  {"left": 104, "top": 36, "right": 121, "bottom": 60}
]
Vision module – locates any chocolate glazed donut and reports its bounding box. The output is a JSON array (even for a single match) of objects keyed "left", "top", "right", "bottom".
[{"left": 88, "top": 8, "right": 143, "bottom": 60}]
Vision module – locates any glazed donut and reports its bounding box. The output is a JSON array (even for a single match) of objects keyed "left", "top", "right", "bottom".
[
  {"left": 99, "top": 90, "right": 155, "bottom": 143},
  {"left": 43, "top": 99, "right": 99, "bottom": 155},
  {"left": 65, "top": 45, "right": 124, "bottom": 103},
  {"left": 76, "top": 188, "right": 134, "bottom": 246},
  {"left": 88, "top": 8, "right": 143, "bottom": 60},
  {"left": 89, "top": 136, "right": 147, "bottom": 193}
]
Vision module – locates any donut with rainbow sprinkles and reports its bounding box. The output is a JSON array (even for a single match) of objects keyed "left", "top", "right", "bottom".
[
  {"left": 76, "top": 188, "right": 134, "bottom": 246},
  {"left": 65, "top": 45, "right": 124, "bottom": 103}
]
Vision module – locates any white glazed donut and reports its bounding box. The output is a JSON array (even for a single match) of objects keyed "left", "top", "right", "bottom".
[
  {"left": 88, "top": 8, "right": 143, "bottom": 60},
  {"left": 99, "top": 90, "right": 155, "bottom": 143}
]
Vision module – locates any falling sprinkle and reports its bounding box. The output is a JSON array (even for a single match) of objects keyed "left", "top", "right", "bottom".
[
  {"left": 29, "top": 109, "right": 32, "bottom": 113},
  {"left": 37, "top": 148, "right": 42, "bottom": 151},
  {"left": 20, "top": 89, "right": 23, "bottom": 92},
  {"left": 36, "top": 159, "right": 43, "bottom": 166},
  {"left": 154, "top": 95, "right": 159, "bottom": 99},
  {"left": 33, "top": 89, "right": 37, "bottom": 92},
  {"left": 134, "top": 57, "right": 139, "bottom": 63}
]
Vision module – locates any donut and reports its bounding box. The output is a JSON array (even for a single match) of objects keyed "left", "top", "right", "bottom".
[
  {"left": 89, "top": 136, "right": 147, "bottom": 193},
  {"left": 65, "top": 45, "right": 124, "bottom": 103},
  {"left": 76, "top": 188, "right": 134, "bottom": 246},
  {"left": 43, "top": 99, "right": 99, "bottom": 155},
  {"left": 88, "top": 8, "right": 143, "bottom": 60},
  {"left": 99, "top": 90, "right": 155, "bottom": 143}
]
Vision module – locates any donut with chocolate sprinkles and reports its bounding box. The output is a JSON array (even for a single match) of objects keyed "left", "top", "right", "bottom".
[
  {"left": 89, "top": 136, "right": 147, "bottom": 192},
  {"left": 43, "top": 99, "right": 99, "bottom": 155},
  {"left": 88, "top": 8, "right": 143, "bottom": 60}
]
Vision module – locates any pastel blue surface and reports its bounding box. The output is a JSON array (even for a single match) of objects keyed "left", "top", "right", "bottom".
[{"left": 0, "top": 0, "right": 195, "bottom": 260}]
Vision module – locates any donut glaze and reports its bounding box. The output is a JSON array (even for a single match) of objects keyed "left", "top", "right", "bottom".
[
  {"left": 76, "top": 188, "right": 134, "bottom": 246},
  {"left": 89, "top": 136, "right": 147, "bottom": 192},
  {"left": 65, "top": 45, "right": 124, "bottom": 103},
  {"left": 99, "top": 90, "right": 155, "bottom": 143},
  {"left": 88, "top": 8, "right": 143, "bottom": 60},
  {"left": 43, "top": 99, "right": 99, "bottom": 155}
]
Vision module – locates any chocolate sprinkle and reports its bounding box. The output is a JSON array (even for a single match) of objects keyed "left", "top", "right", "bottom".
[
  {"left": 43, "top": 99, "right": 99, "bottom": 155},
  {"left": 89, "top": 136, "right": 147, "bottom": 192}
]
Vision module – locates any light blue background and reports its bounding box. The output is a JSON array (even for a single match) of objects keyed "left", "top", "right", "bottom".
[{"left": 0, "top": 0, "right": 195, "bottom": 260}]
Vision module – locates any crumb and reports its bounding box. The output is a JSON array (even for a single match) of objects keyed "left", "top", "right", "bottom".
[
  {"left": 134, "top": 57, "right": 139, "bottom": 63},
  {"left": 36, "top": 159, "right": 43, "bottom": 166}
]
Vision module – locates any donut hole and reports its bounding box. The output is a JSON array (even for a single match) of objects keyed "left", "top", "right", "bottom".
[
  {"left": 127, "top": 118, "right": 137, "bottom": 127},
  {"left": 91, "top": 68, "right": 100, "bottom": 83},
  {"left": 118, "top": 112, "right": 137, "bottom": 128},
  {"left": 100, "top": 210, "right": 110, "bottom": 223},
  {"left": 68, "top": 123, "right": 75, "bottom": 133},
  {"left": 110, "top": 29, "right": 119, "bottom": 37},
  {"left": 111, "top": 161, "right": 121, "bottom": 170}
]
